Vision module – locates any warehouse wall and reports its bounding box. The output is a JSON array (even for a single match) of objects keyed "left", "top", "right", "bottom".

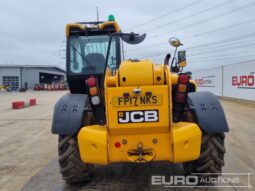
[
  {"left": 191, "top": 60, "right": 255, "bottom": 101},
  {"left": 0, "top": 68, "right": 21, "bottom": 88},
  {"left": 0, "top": 67, "right": 66, "bottom": 90},
  {"left": 22, "top": 68, "right": 66, "bottom": 89}
]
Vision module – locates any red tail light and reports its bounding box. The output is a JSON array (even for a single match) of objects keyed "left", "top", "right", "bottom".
[
  {"left": 86, "top": 76, "right": 101, "bottom": 105},
  {"left": 87, "top": 77, "right": 96, "bottom": 87},
  {"left": 179, "top": 74, "right": 189, "bottom": 84}
]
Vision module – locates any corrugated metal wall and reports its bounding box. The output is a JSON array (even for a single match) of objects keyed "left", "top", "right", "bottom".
[
  {"left": 0, "top": 67, "right": 66, "bottom": 90},
  {"left": 192, "top": 60, "right": 255, "bottom": 101},
  {"left": 22, "top": 68, "right": 66, "bottom": 89}
]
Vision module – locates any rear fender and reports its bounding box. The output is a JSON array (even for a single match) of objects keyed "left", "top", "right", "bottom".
[
  {"left": 51, "top": 94, "right": 90, "bottom": 135},
  {"left": 187, "top": 92, "right": 229, "bottom": 134}
]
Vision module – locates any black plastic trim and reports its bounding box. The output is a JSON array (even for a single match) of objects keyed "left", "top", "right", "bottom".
[
  {"left": 51, "top": 94, "right": 89, "bottom": 135},
  {"left": 187, "top": 91, "right": 229, "bottom": 134}
]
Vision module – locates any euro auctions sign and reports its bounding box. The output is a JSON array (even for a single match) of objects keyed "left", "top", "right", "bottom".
[
  {"left": 151, "top": 173, "right": 252, "bottom": 188},
  {"left": 192, "top": 61, "right": 255, "bottom": 101},
  {"left": 232, "top": 73, "right": 255, "bottom": 89},
  {"left": 195, "top": 76, "right": 215, "bottom": 87},
  {"left": 223, "top": 61, "right": 255, "bottom": 101}
]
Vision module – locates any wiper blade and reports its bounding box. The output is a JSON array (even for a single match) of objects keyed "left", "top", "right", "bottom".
[{"left": 71, "top": 45, "right": 96, "bottom": 70}]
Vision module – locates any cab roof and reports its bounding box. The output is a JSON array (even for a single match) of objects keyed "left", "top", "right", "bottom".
[{"left": 66, "top": 21, "right": 121, "bottom": 37}]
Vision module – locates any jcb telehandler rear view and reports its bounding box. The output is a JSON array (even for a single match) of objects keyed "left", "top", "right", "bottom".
[{"left": 52, "top": 15, "right": 229, "bottom": 183}]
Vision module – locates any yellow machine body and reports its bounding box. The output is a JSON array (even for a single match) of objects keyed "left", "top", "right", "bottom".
[
  {"left": 78, "top": 60, "right": 202, "bottom": 165},
  {"left": 66, "top": 21, "right": 121, "bottom": 37},
  {"left": 78, "top": 122, "right": 201, "bottom": 164},
  {"left": 106, "top": 85, "right": 170, "bottom": 135}
]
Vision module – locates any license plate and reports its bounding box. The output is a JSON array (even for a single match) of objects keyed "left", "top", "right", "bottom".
[{"left": 113, "top": 95, "right": 162, "bottom": 107}]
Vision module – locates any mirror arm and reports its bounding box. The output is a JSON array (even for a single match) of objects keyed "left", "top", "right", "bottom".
[
  {"left": 101, "top": 32, "right": 119, "bottom": 89},
  {"left": 171, "top": 47, "right": 178, "bottom": 69}
]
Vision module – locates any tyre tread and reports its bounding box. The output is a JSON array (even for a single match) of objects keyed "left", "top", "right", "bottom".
[
  {"left": 58, "top": 135, "right": 92, "bottom": 183},
  {"left": 184, "top": 134, "right": 226, "bottom": 177}
]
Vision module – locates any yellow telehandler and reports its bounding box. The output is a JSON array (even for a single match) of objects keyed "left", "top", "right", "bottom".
[{"left": 52, "top": 15, "right": 228, "bottom": 183}]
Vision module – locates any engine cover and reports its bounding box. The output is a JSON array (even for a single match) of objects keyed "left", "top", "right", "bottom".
[{"left": 118, "top": 60, "right": 164, "bottom": 86}]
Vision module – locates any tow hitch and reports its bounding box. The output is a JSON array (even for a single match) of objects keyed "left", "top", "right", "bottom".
[{"left": 126, "top": 142, "right": 155, "bottom": 162}]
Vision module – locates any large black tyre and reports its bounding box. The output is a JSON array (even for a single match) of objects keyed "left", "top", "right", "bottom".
[
  {"left": 58, "top": 135, "right": 94, "bottom": 183},
  {"left": 183, "top": 133, "right": 226, "bottom": 178}
]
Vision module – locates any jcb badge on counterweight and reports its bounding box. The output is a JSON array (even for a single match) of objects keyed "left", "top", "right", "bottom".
[{"left": 118, "top": 110, "right": 159, "bottom": 123}]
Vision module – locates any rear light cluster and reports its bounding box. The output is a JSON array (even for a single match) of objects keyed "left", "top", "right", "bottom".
[
  {"left": 173, "top": 73, "right": 189, "bottom": 122},
  {"left": 175, "top": 74, "right": 189, "bottom": 103},
  {"left": 86, "top": 76, "right": 101, "bottom": 105}
]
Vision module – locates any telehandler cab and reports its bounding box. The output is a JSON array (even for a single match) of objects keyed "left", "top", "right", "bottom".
[{"left": 52, "top": 15, "right": 228, "bottom": 183}]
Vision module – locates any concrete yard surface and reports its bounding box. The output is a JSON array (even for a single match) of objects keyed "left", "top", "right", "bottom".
[
  {"left": 0, "top": 91, "right": 65, "bottom": 191},
  {"left": 0, "top": 91, "right": 254, "bottom": 191}
]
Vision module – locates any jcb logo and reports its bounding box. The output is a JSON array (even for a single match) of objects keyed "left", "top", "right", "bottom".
[{"left": 118, "top": 110, "right": 159, "bottom": 123}]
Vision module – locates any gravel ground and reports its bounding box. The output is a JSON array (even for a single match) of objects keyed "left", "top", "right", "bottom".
[{"left": 0, "top": 91, "right": 254, "bottom": 191}]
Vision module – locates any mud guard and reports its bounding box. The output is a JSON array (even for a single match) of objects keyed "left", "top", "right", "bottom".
[
  {"left": 187, "top": 92, "right": 229, "bottom": 134},
  {"left": 51, "top": 94, "right": 89, "bottom": 135}
]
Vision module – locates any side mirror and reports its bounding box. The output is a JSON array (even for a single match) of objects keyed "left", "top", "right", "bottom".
[
  {"left": 169, "top": 37, "right": 183, "bottom": 48},
  {"left": 121, "top": 32, "right": 146, "bottom": 45},
  {"left": 178, "top": 50, "right": 187, "bottom": 67}
]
